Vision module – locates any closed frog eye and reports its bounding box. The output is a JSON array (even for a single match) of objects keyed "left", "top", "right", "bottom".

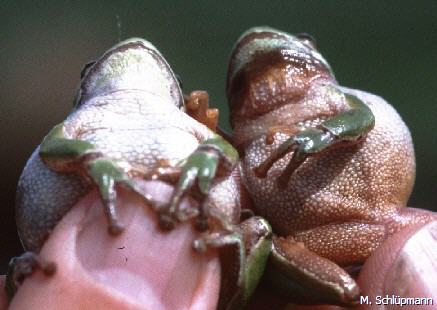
[{"left": 296, "top": 33, "right": 317, "bottom": 49}]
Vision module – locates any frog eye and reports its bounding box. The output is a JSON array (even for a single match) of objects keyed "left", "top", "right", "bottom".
[
  {"left": 296, "top": 33, "right": 317, "bottom": 49},
  {"left": 80, "top": 61, "right": 96, "bottom": 79}
]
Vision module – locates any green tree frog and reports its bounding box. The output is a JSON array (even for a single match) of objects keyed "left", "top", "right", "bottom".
[
  {"left": 226, "top": 27, "right": 437, "bottom": 306},
  {"left": 8, "top": 38, "right": 272, "bottom": 309}
]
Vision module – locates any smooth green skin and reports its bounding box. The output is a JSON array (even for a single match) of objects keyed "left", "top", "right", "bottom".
[
  {"left": 203, "top": 135, "right": 239, "bottom": 163},
  {"left": 322, "top": 93, "right": 375, "bottom": 139},
  {"left": 240, "top": 219, "right": 272, "bottom": 303},
  {"left": 257, "top": 92, "right": 375, "bottom": 188},
  {"left": 175, "top": 135, "right": 238, "bottom": 195},
  {"left": 40, "top": 123, "right": 95, "bottom": 160},
  {"left": 38, "top": 125, "right": 271, "bottom": 309}
]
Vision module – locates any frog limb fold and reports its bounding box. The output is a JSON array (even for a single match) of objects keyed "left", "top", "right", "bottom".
[
  {"left": 39, "top": 123, "right": 156, "bottom": 235},
  {"left": 254, "top": 93, "right": 375, "bottom": 187},
  {"left": 157, "top": 135, "right": 239, "bottom": 231}
]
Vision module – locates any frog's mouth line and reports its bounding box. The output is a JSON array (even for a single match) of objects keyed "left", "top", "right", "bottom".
[{"left": 10, "top": 180, "right": 220, "bottom": 310}]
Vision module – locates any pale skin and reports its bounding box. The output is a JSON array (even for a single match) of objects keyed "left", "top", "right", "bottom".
[
  {"left": 5, "top": 181, "right": 222, "bottom": 310},
  {"left": 225, "top": 27, "right": 437, "bottom": 306}
]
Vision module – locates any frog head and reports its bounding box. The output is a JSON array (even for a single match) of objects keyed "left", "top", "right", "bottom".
[
  {"left": 226, "top": 27, "right": 335, "bottom": 128},
  {"left": 74, "top": 38, "right": 183, "bottom": 109}
]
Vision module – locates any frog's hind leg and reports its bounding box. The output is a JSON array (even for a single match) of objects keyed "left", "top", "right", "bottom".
[{"left": 267, "top": 235, "right": 361, "bottom": 306}]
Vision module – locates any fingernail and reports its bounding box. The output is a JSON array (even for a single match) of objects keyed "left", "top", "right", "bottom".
[{"left": 384, "top": 221, "right": 437, "bottom": 302}]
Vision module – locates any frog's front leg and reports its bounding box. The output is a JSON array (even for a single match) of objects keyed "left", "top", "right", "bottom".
[
  {"left": 39, "top": 123, "right": 155, "bottom": 234},
  {"left": 254, "top": 93, "right": 375, "bottom": 187},
  {"left": 157, "top": 134, "right": 238, "bottom": 231},
  {"left": 5, "top": 121, "right": 146, "bottom": 298}
]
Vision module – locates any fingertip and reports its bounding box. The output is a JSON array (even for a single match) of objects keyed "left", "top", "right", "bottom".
[{"left": 358, "top": 221, "right": 437, "bottom": 308}]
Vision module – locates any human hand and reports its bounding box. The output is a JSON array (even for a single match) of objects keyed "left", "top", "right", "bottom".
[
  {"left": 2, "top": 180, "right": 221, "bottom": 310},
  {"left": 2, "top": 180, "right": 436, "bottom": 309}
]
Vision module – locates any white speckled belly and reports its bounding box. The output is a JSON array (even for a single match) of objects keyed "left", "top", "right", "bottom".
[{"left": 66, "top": 93, "right": 212, "bottom": 170}]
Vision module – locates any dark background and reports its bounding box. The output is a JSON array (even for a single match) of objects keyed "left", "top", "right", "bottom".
[{"left": 1, "top": 1, "right": 436, "bottom": 273}]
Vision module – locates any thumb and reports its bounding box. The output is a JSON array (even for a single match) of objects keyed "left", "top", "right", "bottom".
[
  {"left": 357, "top": 220, "right": 437, "bottom": 309},
  {"left": 8, "top": 180, "right": 220, "bottom": 310}
]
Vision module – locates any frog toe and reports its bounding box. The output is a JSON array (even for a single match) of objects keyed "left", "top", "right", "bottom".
[
  {"left": 158, "top": 211, "right": 177, "bottom": 230},
  {"left": 6, "top": 252, "right": 56, "bottom": 301},
  {"left": 107, "top": 221, "right": 125, "bottom": 235}
]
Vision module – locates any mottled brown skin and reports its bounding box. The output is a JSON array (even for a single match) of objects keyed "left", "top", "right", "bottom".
[{"left": 227, "top": 27, "right": 436, "bottom": 303}]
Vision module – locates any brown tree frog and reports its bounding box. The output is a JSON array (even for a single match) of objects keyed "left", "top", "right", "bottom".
[
  {"left": 7, "top": 38, "right": 272, "bottom": 309},
  {"left": 226, "top": 27, "right": 437, "bottom": 306}
]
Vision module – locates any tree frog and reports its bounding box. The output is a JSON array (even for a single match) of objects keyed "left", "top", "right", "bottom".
[
  {"left": 226, "top": 27, "right": 437, "bottom": 306},
  {"left": 7, "top": 38, "right": 272, "bottom": 309}
]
